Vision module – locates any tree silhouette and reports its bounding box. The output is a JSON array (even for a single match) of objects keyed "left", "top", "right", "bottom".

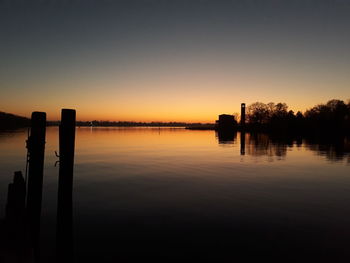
[
  {"left": 247, "top": 102, "right": 270, "bottom": 125},
  {"left": 245, "top": 99, "right": 350, "bottom": 134}
]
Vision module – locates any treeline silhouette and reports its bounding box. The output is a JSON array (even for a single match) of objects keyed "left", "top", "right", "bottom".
[
  {"left": 0, "top": 111, "right": 30, "bottom": 130},
  {"left": 2, "top": 99, "right": 350, "bottom": 134},
  {"left": 245, "top": 99, "right": 350, "bottom": 134}
]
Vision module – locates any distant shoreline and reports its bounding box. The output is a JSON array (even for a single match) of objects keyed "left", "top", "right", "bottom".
[
  {"left": 2, "top": 97, "right": 350, "bottom": 135},
  {"left": 49, "top": 121, "right": 214, "bottom": 128}
]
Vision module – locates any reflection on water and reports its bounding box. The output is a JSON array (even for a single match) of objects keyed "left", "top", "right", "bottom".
[
  {"left": 216, "top": 130, "right": 350, "bottom": 163},
  {"left": 305, "top": 137, "right": 350, "bottom": 162},
  {"left": 0, "top": 127, "right": 350, "bottom": 262},
  {"left": 216, "top": 130, "right": 237, "bottom": 144}
]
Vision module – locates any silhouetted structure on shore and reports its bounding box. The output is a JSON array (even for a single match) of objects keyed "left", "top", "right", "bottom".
[
  {"left": 216, "top": 114, "right": 237, "bottom": 131},
  {"left": 240, "top": 103, "right": 246, "bottom": 127}
]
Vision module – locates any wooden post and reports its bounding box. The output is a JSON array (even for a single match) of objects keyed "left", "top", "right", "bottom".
[
  {"left": 5, "top": 171, "right": 26, "bottom": 259},
  {"left": 56, "top": 109, "right": 76, "bottom": 261},
  {"left": 6, "top": 171, "right": 26, "bottom": 223},
  {"left": 26, "top": 111, "right": 46, "bottom": 259}
]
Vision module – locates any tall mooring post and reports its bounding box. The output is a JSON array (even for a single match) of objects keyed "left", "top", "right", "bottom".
[
  {"left": 56, "top": 109, "right": 76, "bottom": 261},
  {"left": 240, "top": 103, "right": 246, "bottom": 127},
  {"left": 26, "top": 111, "right": 46, "bottom": 259}
]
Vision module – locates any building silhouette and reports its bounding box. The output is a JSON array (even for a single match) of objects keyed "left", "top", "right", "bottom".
[{"left": 216, "top": 114, "right": 237, "bottom": 130}]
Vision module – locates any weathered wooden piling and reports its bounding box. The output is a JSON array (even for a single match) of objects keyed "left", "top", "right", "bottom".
[
  {"left": 4, "top": 171, "right": 27, "bottom": 262},
  {"left": 26, "top": 111, "right": 46, "bottom": 258},
  {"left": 6, "top": 171, "right": 26, "bottom": 222},
  {"left": 56, "top": 109, "right": 76, "bottom": 261}
]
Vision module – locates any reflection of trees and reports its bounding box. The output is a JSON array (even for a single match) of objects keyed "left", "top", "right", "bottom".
[
  {"left": 245, "top": 133, "right": 288, "bottom": 159},
  {"left": 243, "top": 133, "right": 350, "bottom": 163},
  {"left": 216, "top": 130, "right": 350, "bottom": 162},
  {"left": 304, "top": 136, "right": 350, "bottom": 163}
]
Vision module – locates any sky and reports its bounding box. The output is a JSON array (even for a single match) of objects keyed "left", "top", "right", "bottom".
[{"left": 1, "top": 0, "right": 350, "bottom": 122}]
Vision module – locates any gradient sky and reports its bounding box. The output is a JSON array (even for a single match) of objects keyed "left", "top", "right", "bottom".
[{"left": 1, "top": 0, "right": 350, "bottom": 122}]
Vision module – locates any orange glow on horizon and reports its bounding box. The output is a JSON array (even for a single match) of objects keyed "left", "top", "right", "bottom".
[{"left": 2, "top": 58, "right": 349, "bottom": 123}]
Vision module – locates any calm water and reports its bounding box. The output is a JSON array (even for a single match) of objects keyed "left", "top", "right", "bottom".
[{"left": 1, "top": 127, "right": 350, "bottom": 262}]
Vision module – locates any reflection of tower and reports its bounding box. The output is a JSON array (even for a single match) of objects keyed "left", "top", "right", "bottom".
[
  {"left": 240, "top": 103, "right": 245, "bottom": 127},
  {"left": 240, "top": 132, "right": 245, "bottom": 155}
]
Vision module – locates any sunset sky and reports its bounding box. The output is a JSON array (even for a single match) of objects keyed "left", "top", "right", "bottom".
[{"left": 1, "top": 0, "right": 350, "bottom": 122}]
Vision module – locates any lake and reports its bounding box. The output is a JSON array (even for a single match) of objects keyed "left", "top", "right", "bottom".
[{"left": 1, "top": 127, "right": 350, "bottom": 262}]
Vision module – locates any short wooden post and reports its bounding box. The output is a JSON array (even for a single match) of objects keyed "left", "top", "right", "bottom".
[
  {"left": 6, "top": 171, "right": 26, "bottom": 223},
  {"left": 5, "top": 171, "right": 26, "bottom": 257},
  {"left": 56, "top": 109, "right": 76, "bottom": 261},
  {"left": 26, "top": 111, "right": 46, "bottom": 259}
]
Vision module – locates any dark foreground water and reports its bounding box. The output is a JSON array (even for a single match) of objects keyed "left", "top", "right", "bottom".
[{"left": 0, "top": 127, "right": 350, "bottom": 262}]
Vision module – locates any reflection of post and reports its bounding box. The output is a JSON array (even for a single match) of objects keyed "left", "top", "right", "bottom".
[
  {"left": 240, "top": 132, "right": 245, "bottom": 155},
  {"left": 26, "top": 111, "right": 46, "bottom": 259},
  {"left": 57, "top": 109, "right": 76, "bottom": 261}
]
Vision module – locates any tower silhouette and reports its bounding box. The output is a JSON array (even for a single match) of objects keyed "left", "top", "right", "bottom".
[{"left": 240, "top": 103, "right": 246, "bottom": 126}]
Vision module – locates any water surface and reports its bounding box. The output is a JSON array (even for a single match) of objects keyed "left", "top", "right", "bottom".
[{"left": 1, "top": 127, "right": 350, "bottom": 262}]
